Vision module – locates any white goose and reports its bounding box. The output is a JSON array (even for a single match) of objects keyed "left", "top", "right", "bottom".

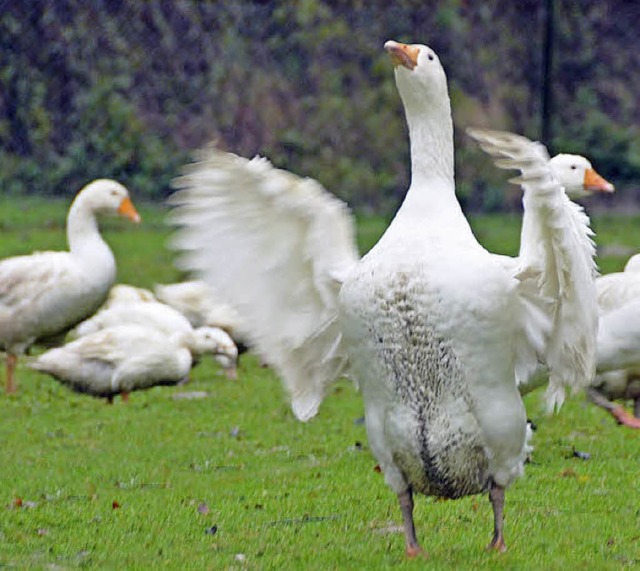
[
  {"left": 585, "top": 257, "right": 640, "bottom": 428},
  {"left": 547, "top": 154, "right": 614, "bottom": 200},
  {"left": 30, "top": 324, "right": 236, "bottom": 402},
  {"left": 0, "top": 179, "right": 140, "bottom": 394},
  {"left": 490, "top": 154, "right": 640, "bottom": 428},
  {"left": 102, "top": 284, "right": 157, "bottom": 308},
  {"left": 170, "top": 41, "right": 597, "bottom": 555},
  {"left": 69, "top": 298, "right": 239, "bottom": 378},
  {"left": 154, "top": 280, "right": 247, "bottom": 347}
]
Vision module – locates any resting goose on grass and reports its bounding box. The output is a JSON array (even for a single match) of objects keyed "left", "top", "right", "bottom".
[
  {"left": 102, "top": 284, "right": 157, "bottom": 308},
  {"left": 69, "top": 298, "right": 239, "bottom": 379},
  {"left": 170, "top": 41, "right": 597, "bottom": 556},
  {"left": 154, "top": 280, "right": 248, "bottom": 350},
  {"left": 0, "top": 179, "right": 140, "bottom": 394},
  {"left": 30, "top": 324, "right": 237, "bottom": 402}
]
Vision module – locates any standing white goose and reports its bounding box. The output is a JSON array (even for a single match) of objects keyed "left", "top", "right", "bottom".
[
  {"left": 29, "top": 324, "right": 236, "bottom": 402},
  {"left": 477, "top": 147, "right": 639, "bottom": 428},
  {"left": 170, "top": 41, "right": 597, "bottom": 556},
  {"left": 585, "top": 258, "right": 640, "bottom": 428},
  {"left": 0, "top": 179, "right": 140, "bottom": 394}
]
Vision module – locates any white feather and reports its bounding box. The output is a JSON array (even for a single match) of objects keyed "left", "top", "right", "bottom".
[
  {"left": 170, "top": 150, "right": 359, "bottom": 418},
  {"left": 467, "top": 128, "right": 598, "bottom": 410}
]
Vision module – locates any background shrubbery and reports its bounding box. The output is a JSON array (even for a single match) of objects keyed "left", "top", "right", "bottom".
[{"left": 1, "top": 1, "right": 638, "bottom": 212}]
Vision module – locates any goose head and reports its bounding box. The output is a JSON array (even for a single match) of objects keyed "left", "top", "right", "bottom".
[
  {"left": 384, "top": 40, "right": 449, "bottom": 112},
  {"left": 384, "top": 40, "right": 454, "bottom": 182},
  {"left": 75, "top": 179, "right": 141, "bottom": 222},
  {"left": 187, "top": 326, "right": 239, "bottom": 379},
  {"left": 548, "top": 154, "right": 614, "bottom": 199}
]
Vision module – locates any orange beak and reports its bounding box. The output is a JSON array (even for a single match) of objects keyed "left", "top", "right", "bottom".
[
  {"left": 118, "top": 197, "right": 141, "bottom": 223},
  {"left": 384, "top": 40, "right": 419, "bottom": 70},
  {"left": 583, "top": 168, "right": 614, "bottom": 193}
]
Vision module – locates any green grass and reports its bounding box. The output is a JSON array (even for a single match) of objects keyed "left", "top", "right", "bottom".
[{"left": 1, "top": 196, "right": 640, "bottom": 569}]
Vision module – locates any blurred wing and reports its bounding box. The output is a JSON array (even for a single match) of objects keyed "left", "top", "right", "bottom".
[
  {"left": 468, "top": 128, "right": 598, "bottom": 410},
  {"left": 170, "top": 147, "right": 360, "bottom": 420}
]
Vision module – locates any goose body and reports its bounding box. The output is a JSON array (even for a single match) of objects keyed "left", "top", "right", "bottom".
[
  {"left": 170, "top": 41, "right": 597, "bottom": 555},
  {"left": 154, "top": 280, "right": 246, "bottom": 344},
  {"left": 30, "top": 324, "right": 235, "bottom": 400},
  {"left": 587, "top": 261, "right": 640, "bottom": 427},
  {"left": 71, "top": 300, "right": 194, "bottom": 338},
  {"left": 70, "top": 300, "right": 239, "bottom": 378},
  {"left": 102, "top": 284, "right": 157, "bottom": 309},
  {"left": 0, "top": 179, "right": 140, "bottom": 393},
  {"left": 340, "top": 218, "right": 527, "bottom": 499}
]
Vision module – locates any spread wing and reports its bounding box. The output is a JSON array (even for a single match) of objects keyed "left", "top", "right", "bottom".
[
  {"left": 169, "top": 147, "right": 360, "bottom": 420},
  {"left": 468, "top": 128, "right": 598, "bottom": 410}
]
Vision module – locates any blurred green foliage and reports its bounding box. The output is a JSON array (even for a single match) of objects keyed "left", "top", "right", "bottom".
[{"left": 0, "top": 1, "right": 638, "bottom": 212}]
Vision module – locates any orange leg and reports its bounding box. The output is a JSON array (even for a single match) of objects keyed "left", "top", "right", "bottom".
[
  {"left": 610, "top": 406, "right": 640, "bottom": 429},
  {"left": 5, "top": 353, "right": 17, "bottom": 394},
  {"left": 587, "top": 388, "right": 640, "bottom": 429},
  {"left": 121, "top": 391, "right": 130, "bottom": 403}
]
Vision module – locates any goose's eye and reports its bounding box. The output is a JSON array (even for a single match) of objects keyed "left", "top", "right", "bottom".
[
  {"left": 428, "top": 53, "right": 435, "bottom": 61},
  {"left": 570, "top": 165, "right": 577, "bottom": 170}
]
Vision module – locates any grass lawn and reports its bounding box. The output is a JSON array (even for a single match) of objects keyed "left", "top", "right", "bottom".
[{"left": 1, "top": 195, "right": 639, "bottom": 569}]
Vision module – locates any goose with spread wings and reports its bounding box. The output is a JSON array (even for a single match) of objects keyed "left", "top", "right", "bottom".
[{"left": 170, "top": 41, "right": 597, "bottom": 556}]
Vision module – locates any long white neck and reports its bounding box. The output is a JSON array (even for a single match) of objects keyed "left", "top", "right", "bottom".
[
  {"left": 394, "top": 82, "right": 470, "bottom": 234},
  {"left": 66, "top": 193, "right": 116, "bottom": 283}
]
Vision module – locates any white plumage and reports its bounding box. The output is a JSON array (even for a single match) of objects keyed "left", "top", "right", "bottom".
[
  {"left": 170, "top": 40, "right": 597, "bottom": 555},
  {"left": 153, "top": 280, "right": 246, "bottom": 345},
  {"left": 467, "top": 129, "right": 599, "bottom": 409},
  {"left": 0, "top": 179, "right": 140, "bottom": 394},
  {"left": 586, "top": 260, "right": 640, "bottom": 427},
  {"left": 496, "top": 153, "right": 639, "bottom": 428},
  {"left": 30, "top": 324, "right": 236, "bottom": 402},
  {"left": 70, "top": 293, "right": 239, "bottom": 378},
  {"left": 170, "top": 154, "right": 358, "bottom": 420},
  {"left": 102, "top": 284, "right": 157, "bottom": 308}
]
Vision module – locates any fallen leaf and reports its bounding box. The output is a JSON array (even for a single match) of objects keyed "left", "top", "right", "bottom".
[
  {"left": 560, "top": 468, "right": 577, "bottom": 478},
  {"left": 112, "top": 500, "right": 121, "bottom": 509},
  {"left": 373, "top": 464, "right": 382, "bottom": 473},
  {"left": 197, "top": 502, "right": 210, "bottom": 515}
]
